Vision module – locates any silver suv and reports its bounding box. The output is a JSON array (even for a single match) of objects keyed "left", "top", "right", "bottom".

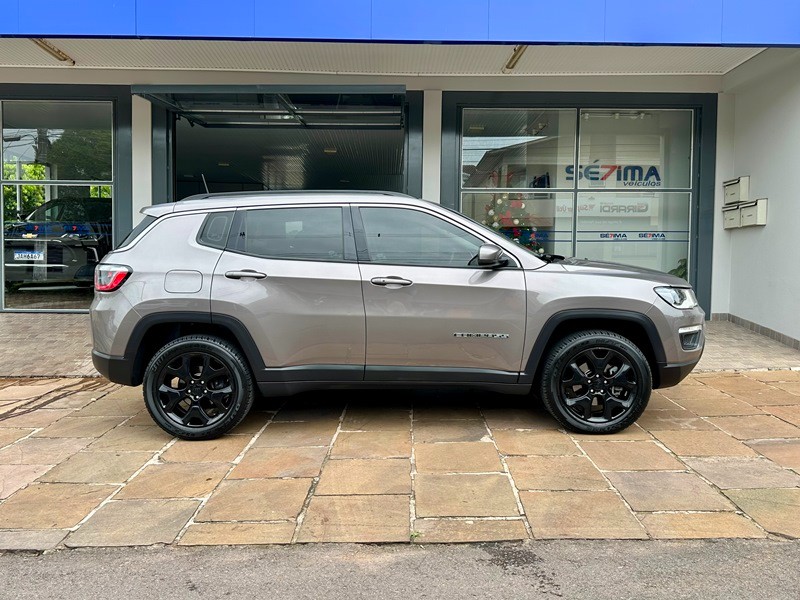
[{"left": 91, "top": 191, "right": 704, "bottom": 440}]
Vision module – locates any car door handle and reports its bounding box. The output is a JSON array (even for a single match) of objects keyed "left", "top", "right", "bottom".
[
  {"left": 225, "top": 269, "right": 267, "bottom": 280},
  {"left": 370, "top": 276, "right": 413, "bottom": 287}
]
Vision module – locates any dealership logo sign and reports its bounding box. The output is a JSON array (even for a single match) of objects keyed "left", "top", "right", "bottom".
[
  {"left": 600, "top": 203, "right": 649, "bottom": 213},
  {"left": 566, "top": 161, "right": 662, "bottom": 187},
  {"left": 599, "top": 232, "right": 628, "bottom": 239},
  {"left": 639, "top": 232, "right": 667, "bottom": 239}
]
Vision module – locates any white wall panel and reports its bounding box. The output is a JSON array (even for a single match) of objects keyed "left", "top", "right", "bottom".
[
  {"left": 131, "top": 95, "right": 152, "bottom": 225},
  {"left": 727, "top": 55, "right": 800, "bottom": 339}
]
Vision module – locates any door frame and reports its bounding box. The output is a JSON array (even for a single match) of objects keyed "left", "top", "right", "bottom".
[{"left": 137, "top": 85, "right": 422, "bottom": 203}]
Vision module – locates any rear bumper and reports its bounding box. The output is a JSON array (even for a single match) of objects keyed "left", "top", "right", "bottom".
[
  {"left": 655, "top": 360, "right": 699, "bottom": 388},
  {"left": 92, "top": 350, "right": 137, "bottom": 386}
]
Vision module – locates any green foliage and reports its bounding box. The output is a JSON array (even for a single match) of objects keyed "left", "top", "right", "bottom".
[
  {"left": 2, "top": 163, "right": 46, "bottom": 220},
  {"left": 668, "top": 258, "right": 688, "bottom": 280},
  {"left": 47, "top": 129, "right": 113, "bottom": 181},
  {"left": 3, "top": 128, "right": 113, "bottom": 221}
]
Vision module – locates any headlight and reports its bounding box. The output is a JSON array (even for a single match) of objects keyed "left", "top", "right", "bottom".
[{"left": 655, "top": 286, "right": 698, "bottom": 309}]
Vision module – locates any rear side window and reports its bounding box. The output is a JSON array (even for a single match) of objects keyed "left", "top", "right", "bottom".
[
  {"left": 118, "top": 215, "right": 156, "bottom": 249},
  {"left": 236, "top": 207, "right": 344, "bottom": 261},
  {"left": 198, "top": 211, "right": 234, "bottom": 249}
]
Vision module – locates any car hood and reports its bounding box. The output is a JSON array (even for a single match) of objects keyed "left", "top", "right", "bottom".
[{"left": 556, "top": 257, "right": 689, "bottom": 287}]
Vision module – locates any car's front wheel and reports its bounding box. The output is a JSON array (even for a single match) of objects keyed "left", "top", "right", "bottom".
[
  {"left": 539, "top": 330, "right": 652, "bottom": 434},
  {"left": 143, "top": 335, "right": 254, "bottom": 440}
]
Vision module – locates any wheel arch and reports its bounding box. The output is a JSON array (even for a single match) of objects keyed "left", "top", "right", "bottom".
[
  {"left": 123, "top": 312, "right": 266, "bottom": 386},
  {"left": 521, "top": 309, "right": 667, "bottom": 388}
]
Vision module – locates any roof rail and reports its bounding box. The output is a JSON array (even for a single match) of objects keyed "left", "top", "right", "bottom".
[{"left": 180, "top": 190, "right": 415, "bottom": 202}]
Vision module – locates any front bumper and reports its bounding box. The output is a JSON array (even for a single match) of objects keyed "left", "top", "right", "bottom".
[
  {"left": 656, "top": 359, "right": 701, "bottom": 388},
  {"left": 645, "top": 300, "right": 705, "bottom": 388}
]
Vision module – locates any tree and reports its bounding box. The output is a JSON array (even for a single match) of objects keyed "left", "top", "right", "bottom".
[
  {"left": 2, "top": 163, "right": 46, "bottom": 221},
  {"left": 47, "top": 129, "right": 112, "bottom": 182},
  {"left": 483, "top": 192, "right": 544, "bottom": 254}
]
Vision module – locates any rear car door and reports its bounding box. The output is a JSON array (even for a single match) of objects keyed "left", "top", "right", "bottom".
[
  {"left": 211, "top": 204, "right": 365, "bottom": 382},
  {"left": 353, "top": 204, "right": 527, "bottom": 382}
]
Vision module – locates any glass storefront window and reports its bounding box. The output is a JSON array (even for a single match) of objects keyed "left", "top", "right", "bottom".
[
  {"left": 2, "top": 101, "right": 113, "bottom": 181},
  {"left": 461, "top": 109, "right": 576, "bottom": 189},
  {"left": 458, "top": 105, "right": 695, "bottom": 278},
  {"left": 577, "top": 109, "right": 692, "bottom": 190},
  {"left": 2, "top": 101, "right": 114, "bottom": 310},
  {"left": 574, "top": 192, "right": 690, "bottom": 275},
  {"left": 461, "top": 192, "right": 574, "bottom": 257}
]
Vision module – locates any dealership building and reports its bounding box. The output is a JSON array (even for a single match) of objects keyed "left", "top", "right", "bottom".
[{"left": 1, "top": 0, "right": 799, "bottom": 348}]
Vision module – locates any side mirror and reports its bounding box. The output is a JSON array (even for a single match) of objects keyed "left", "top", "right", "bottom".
[{"left": 477, "top": 243, "right": 508, "bottom": 268}]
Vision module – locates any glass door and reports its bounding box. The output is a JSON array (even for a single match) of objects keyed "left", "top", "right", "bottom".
[{"left": 1, "top": 100, "right": 114, "bottom": 310}]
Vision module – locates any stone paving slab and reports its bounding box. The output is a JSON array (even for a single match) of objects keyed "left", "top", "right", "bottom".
[
  {"left": 0, "top": 370, "right": 800, "bottom": 548},
  {"left": 64, "top": 499, "right": 201, "bottom": 547}
]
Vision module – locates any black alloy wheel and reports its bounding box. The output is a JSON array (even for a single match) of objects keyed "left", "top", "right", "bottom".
[
  {"left": 559, "top": 347, "right": 637, "bottom": 423},
  {"left": 156, "top": 352, "right": 236, "bottom": 428},
  {"left": 539, "top": 330, "right": 652, "bottom": 434},
  {"left": 143, "top": 335, "right": 254, "bottom": 440}
]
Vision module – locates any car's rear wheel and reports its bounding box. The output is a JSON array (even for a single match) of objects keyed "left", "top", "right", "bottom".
[
  {"left": 539, "top": 330, "right": 652, "bottom": 434},
  {"left": 143, "top": 335, "right": 254, "bottom": 440}
]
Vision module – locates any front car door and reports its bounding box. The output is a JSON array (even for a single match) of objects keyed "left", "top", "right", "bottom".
[
  {"left": 353, "top": 204, "right": 527, "bottom": 382},
  {"left": 211, "top": 204, "right": 365, "bottom": 382}
]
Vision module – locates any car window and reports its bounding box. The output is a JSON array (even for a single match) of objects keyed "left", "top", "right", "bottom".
[
  {"left": 239, "top": 207, "right": 344, "bottom": 261},
  {"left": 119, "top": 215, "right": 157, "bottom": 248},
  {"left": 359, "top": 207, "right": 483, "bottom": 267},
  {"left": 198, "top": 211, "right": 233, "bottom": 250}
]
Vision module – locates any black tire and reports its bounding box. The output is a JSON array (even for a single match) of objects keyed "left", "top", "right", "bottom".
[
  {"left": 539, "top": 330, "right": 652, "bottom": 435},
  {"left": 143, "top": 335, "right": 255, "bottom": 440}
]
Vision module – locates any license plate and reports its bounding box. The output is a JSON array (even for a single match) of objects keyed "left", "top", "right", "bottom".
[{"left": 14, "top": 251, "right": 44, "bottom": 261}]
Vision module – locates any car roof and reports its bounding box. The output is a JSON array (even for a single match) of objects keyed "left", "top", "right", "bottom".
[{"left": 162, "top": 190, "right": 430, "bottom": 214}]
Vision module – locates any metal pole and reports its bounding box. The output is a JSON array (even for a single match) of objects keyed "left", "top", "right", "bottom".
[{"left": 16, "top": 158, "right": 22, "bottom": 215}]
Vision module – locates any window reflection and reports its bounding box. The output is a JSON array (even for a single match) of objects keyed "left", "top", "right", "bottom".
[
  {"left": 574, "top": 192, "right": 690, "bottom": 275},
  {"left": 459, "top": 106, "right": 695, "bottom": 275},
  {"left": 461, "top": 109, "right": 576, "bottom": 189},
  {"left": 2, "top": 101, "right": 113, "bottom": 182},
  {"left": 2, "top": 101, "right": 114, "bottom": 310},
  {"left": 578, "top": 109, "right": 692, "bottom": 190},
  {"left": 461, "top": 192, "right": 574, "bottom": 258}
]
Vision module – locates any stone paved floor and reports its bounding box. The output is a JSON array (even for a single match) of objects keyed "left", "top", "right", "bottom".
[
  {"left": 0, "top": 313, "right": 95, "bottom": 377},
  {"left": 698, "top": 321, "right": 800, "bottom": 371},
  {"left": 1, "top": 371, "right": 799, "bottom": 549}
]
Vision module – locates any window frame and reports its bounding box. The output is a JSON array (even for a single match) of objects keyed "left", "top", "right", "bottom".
[
  {"left": 0, "top": 85, "right": 132, "bottom": 314},
  {"left": 351, "top": 204, "right": 519, "bottom": 269},
  {"left": 226, "top": 204, "right": 356, "bottom": 264}
]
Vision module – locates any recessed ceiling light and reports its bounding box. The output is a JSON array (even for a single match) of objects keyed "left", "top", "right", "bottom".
[
  {"left": 468, "top": 125, "right": 485, "bottom": 132},
  {"left": 323, "top": 148, "right": 337, "bottom": 154},
  {"left": 340, "top": 179, "right": 350, "bottom": 183},
  {"left": 217, "top": 162, "right": 230, "bottom": 167}
]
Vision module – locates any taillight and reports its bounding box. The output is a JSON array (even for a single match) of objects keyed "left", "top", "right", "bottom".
[{"left": 95, "top": 264, "right": 131, "bottom": 292}]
